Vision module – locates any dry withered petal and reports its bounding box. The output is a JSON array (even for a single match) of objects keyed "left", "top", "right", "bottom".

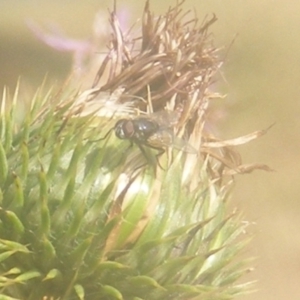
[
  {"left": 84, "top": 0, "right": 271, "bottom": 176},
  {"left": 93, "top": 0, "right": 219, "bottom": 120}
]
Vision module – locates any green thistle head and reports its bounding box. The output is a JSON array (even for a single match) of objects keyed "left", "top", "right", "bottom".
[{"left": 0, "top": 1, "right": 270, "bottom": 299}]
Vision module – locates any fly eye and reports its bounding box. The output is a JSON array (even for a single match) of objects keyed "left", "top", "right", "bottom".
[{"left": 115, "top": 119, "right": 134, "bottom": 139}]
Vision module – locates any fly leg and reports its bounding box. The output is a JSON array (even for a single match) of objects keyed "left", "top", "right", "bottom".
[
  {"left": 144, "top": 144, "right": 166, "bottom": 171},
  {"left": 154, "top": 148, "right": 166, "bottom": 171}
]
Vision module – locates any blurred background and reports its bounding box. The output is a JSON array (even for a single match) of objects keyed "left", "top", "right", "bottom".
[{"left": 0, "top": 0, "right": 298, "bottom": 299}]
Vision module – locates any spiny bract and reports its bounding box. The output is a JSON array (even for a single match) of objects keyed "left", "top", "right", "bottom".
[{"left": 0, "top": 1, "right": 266, "bottom": 299}]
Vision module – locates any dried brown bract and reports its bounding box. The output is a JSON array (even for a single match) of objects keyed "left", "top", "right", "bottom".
[
  {"left": 94, "top": 1, "right": 217, "bottom": 114},
  {"left": 81, "top": 0, "right": 270, "bottom": 178}
]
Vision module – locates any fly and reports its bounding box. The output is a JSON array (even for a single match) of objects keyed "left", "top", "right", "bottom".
[
  {"left": 97, "top": 111, "right": 197, "bottom": 167},
  {"left": 113, "top": 111, "right": 196, "bottom": 152}
]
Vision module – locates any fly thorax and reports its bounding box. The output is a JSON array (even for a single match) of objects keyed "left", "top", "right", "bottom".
[{"left": 134, "top": 119, "right": 159, "bottom": 141}]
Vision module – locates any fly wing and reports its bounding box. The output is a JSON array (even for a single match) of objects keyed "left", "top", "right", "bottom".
[
  {"left": 146, "top": 128, "right": 174, "bottom": 149},
  {"left": 147, "top": 128, "right": 197, "bottom": 154},
  {"left": 171, "top": 135, "right": 197, "bottom": 154},
  {"left": 144, "top": 110, "right": 180, "bottom": 128},
  {"left": 139, "top": 110, "right": 197, "bottom": 154}
]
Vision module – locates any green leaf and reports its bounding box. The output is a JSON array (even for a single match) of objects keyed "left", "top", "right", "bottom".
[
  {"left": 69, "top": 237, "right": 93, "bottom": 268},
  {"left": 98, "top": 261, "right": 129, "bottom": 270},
  {"left": 128, "top": 275, "right": 165, "bottom": 290},
  {"left": 0, "top": 239, "right": 29, "bottom": 253},
  {"left": 101, "top": 285, "right": 123, "bottom": 300},
  {"left": 0, "top": 210, "right": 25, "bottom": 239},
  {"left": 38, "top": 168, "right": 48, "bottom": 197},
  {"left": 46, "top": 142, "right": 61, "bottom": 180},
  {"left": 0, "top": 294, "right": 21, "bottom": 300},
  {"left": 40, "top": 201, "right": 51, "bottom": 237},
  {"left": 51, "top": 177, "right": 75, "bottom": 227},
  {"left": 39, "top": 236, "right": 56, "bottom": 267},
  {"left": 3, "top": 268, "right": 21, "bottom": 276},
  {"left": 12, "top": 173, "right": 24, "bottom": 209},
  {"left": 43, "top": 268, "right": 62, "bottom": 281},
  {"left": 74, "top": 284, "right": 85, "bottom": 300},
  {"left": 14, "top": 270, "right": 41, "bottom": 282},
  {"left": 20, "top": 142, "right": 29, "bottom": 181},
  {"left": 38, "top": 169, "right": 51, "bottom": 236},
  {"left": 136, "top": 163, "right": 182, "bottom": 245},
  {"left": 64, "top": 142, "right": 83, "bottom": 183},
  {"left": 151, "top": 256, "right": 194, "bottom": 284},
  {"left": 0, "top": 142, "right": 8, "bottom": 183},
  {"left": 116, "top": 172, "right": 153, "bottom": 247},
  {"left": 0, "top": 250, "right": 16, "bottom": 263},
  {"left": 63, "top": 199, "right": 85, "bottom": 243}
]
